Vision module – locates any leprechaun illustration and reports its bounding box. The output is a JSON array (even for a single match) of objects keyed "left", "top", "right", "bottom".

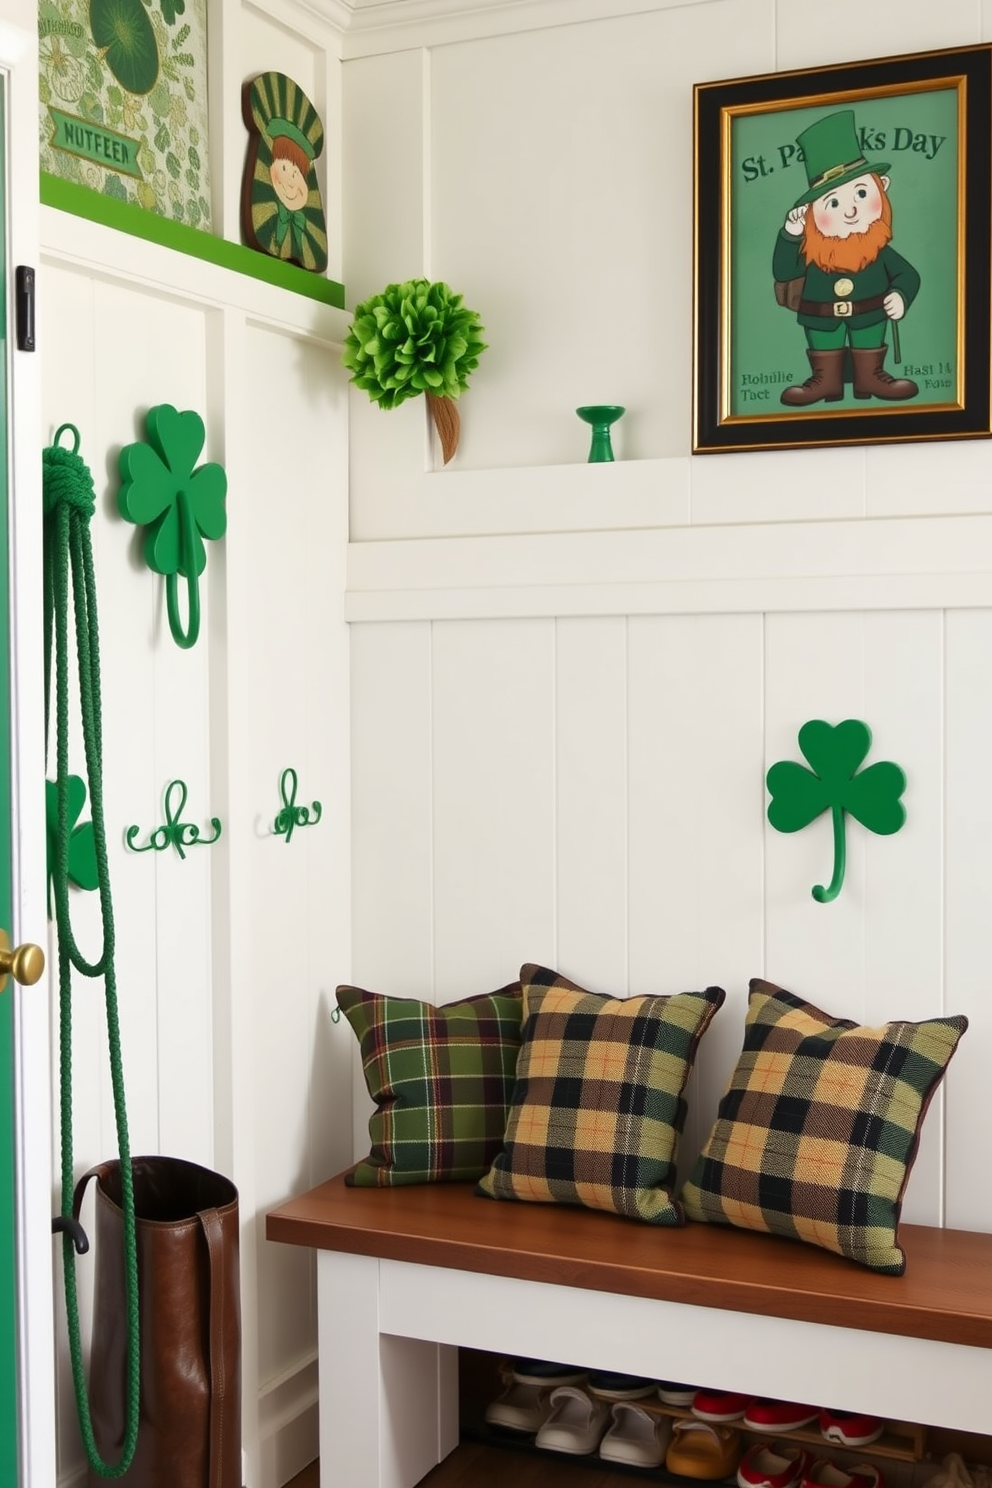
[
  {"left": 773, "top": 108, "right": 920, "bottom": 405},
  {"left": 241, "top": 71, "right": 328, "bottom": 273}
]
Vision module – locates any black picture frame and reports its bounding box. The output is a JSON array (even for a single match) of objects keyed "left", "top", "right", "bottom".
[{"left": 693, "top": 44, "right": 992, "bottom": 454}]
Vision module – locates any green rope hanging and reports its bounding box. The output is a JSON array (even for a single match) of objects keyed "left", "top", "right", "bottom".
[{"left": 43, "top": 423, "right": 140, "bottom": 1477}]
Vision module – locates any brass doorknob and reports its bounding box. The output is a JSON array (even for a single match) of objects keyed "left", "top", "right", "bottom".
[{"left": 0, "top": 929, "right": 45, "bottom": 994}]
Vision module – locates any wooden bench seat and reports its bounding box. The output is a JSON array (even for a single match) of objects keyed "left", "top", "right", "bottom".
[{"left": 267, "top": 1173, "right": 992, "bottom": 1488}]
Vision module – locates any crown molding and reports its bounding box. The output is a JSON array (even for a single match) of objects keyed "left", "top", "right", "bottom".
[
  {"left": 245, "top": 0, "right": 354, "bottom": 43},
  {"left": 321, "top": 0, "right": 357, "bottom": 30},
  {"left": 304, "top": 0, "right": 714, "bottom": 59}
]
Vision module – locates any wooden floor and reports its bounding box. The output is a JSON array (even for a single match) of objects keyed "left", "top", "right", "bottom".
[
  {"left": 285, "top": 1443, "right": 659, "bottom": 1487},
  {"left": 285, "top": 1463, "right": 318, "bottom": 1488}
]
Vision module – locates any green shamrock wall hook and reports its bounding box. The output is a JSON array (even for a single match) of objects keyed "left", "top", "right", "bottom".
[
  {"left": 45, "top": 776, "right": 99, "bottom": 917},
  {"left": 118, "top": 404, "right": 228, "bottom": 649},
  {"left": 766, "top": 720, "right": 907, "bottom": 903}
]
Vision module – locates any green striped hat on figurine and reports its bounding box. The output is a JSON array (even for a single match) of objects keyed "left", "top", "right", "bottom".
[{"left": 241, "top": 71, "right": 328, "bottom": 273}]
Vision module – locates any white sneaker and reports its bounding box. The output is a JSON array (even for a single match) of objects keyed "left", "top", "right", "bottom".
[
  {"left": 484, "top": 1380, "right": 553, "bottom": 1434},
  {"left": 535, "top": 1386, "right": 610, "bottom": 1455},
  {"left": 600, "top": 1402, "right": 672, "bottom": 1468}
]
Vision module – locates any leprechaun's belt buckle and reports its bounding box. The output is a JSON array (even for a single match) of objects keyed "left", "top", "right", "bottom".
[{"left": 832, "top": 300, "right": 853, "bottom": 317}]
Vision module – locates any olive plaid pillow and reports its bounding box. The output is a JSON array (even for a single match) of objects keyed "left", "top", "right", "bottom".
[
  {"left": 337, "top": 982, "right": 523, "bottom": 1186},
  {"left": 680, "top": 979, "right": 968, "bottom": 1273},
  {"left": 477, "top": 964, "right": 726, "bottom": 1224}
]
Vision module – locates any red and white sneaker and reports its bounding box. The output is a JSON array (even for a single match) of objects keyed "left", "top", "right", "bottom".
[
  {"left": 738, "top": 1442, "right": 811, "bottom": 1488},
  {"left": 820, "top": 1408, "right": 885, "bottom": 1447},
  {"left": 692, "top": 1388, "right": 751, "bottom": 1422},
  {"left": 743, "top": 1397, "right": 819, "bottom": 1431},
  {"left": 803, "top": 1458, "right": 884, "bottom": 1488}
]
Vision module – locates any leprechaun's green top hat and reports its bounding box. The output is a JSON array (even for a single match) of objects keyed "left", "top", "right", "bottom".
[
  {"left": 792, "top": 108, "right": 889, "bottom": 206},
  {"left": 268, "top": 118, "right": 316, "bottom": 162},
  {"left": 246, "top": 71, "right": 324, "bottom": 162}
]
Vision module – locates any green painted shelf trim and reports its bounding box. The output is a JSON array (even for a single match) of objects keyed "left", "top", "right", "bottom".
[{"left": 40, "top": 174, "right": 346, "bottom": 309}]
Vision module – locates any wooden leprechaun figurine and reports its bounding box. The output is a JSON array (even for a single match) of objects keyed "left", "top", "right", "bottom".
[
  {"left": 772, "top": 108, "right": 920, "bottom": 405},
  {"left": 241, "top": 71, "right": 328, "bottom": 273}
]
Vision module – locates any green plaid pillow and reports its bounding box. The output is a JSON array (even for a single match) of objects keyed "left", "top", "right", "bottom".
[
  {"left": 336, "top": 982, "right": 523, "bottom": 1186},
  {"left": 477, "top": 965, "right": 725, "bottom": 1224},
  {"left": 680, "top": 979, "right": 968, "bottom": 1273}
]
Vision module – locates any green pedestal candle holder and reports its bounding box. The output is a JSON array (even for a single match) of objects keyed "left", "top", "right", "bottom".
[{"left": 576, "top": 404, "right": 625, "bottom": 462}]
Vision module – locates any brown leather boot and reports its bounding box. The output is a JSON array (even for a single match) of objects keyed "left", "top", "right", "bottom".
[
  {"left": 780, "top": 349, "right": 845, "bottom": 406},
  {"left": 850, "top": 346, "right": 919, "bottom": 400}
]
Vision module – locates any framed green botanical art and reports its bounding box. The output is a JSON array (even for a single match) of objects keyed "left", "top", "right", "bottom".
[
  {"left": 39, "top": 0, "right": 211, "bottom": 229},
  {"left": 693, "top": 44, "right": 992, "bottom": 453}
]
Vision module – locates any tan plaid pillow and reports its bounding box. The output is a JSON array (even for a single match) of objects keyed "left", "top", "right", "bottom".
[
  {"left": 680, "top": 978, "right": 968, "bottom": 1273},
  {"left": 477, "top": 964, "right": 725, "bottom": 1224}
]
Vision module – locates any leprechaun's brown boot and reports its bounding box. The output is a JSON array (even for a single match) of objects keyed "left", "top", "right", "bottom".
[
  {"left": 850, "top": 346, "right": 919, "bottom": 400},
  {"left": 780, "top": 349, "right": 845, "bottom": 406}
]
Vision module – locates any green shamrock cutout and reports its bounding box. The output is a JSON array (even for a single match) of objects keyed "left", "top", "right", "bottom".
[
  {"left": 766, "top": 719, "right": 906, "bottom": 903},
  {"left": 45, "top": 775, "right": 99, "bottom": 917},
  {"left": 118, "top": 404, "right": 228, "bottom": 650}
]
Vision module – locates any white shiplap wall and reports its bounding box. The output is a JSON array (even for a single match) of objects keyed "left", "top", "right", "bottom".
[
  {"left": 26, "top": 0, "right": 352, "bottom": 1475},
  {"left": 350, "top": 608, "right": 992, "bottom": 1241}
]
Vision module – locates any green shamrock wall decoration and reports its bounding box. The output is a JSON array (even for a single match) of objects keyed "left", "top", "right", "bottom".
[
  {"left": 766, "top": 719, "right": 907, "bottom": 903},
  {"left": 45, "top": 776, "right": 99, "bottom": 917},
  {"left": 118, "top": 404, "right": 228, "bottom": 649}
]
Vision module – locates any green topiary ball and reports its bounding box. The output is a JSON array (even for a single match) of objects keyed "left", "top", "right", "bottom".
[{"left": 342, "top": 278, "right": 487, "bottom": 410}]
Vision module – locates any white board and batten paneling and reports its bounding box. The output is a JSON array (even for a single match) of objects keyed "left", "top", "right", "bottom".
[{"left": 39, "top": 115, "right": 351, "bottom": 1488}]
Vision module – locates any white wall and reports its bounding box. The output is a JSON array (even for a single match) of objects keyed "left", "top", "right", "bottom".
[
  {"left": 342, "top": 0, "right": 992, "bottom": 1286},
  {"left": 342, "top": 0, "right": 992, "bottom": 540},
  {"left": 24, "top": 0, "right": 992, "bottom": 1483}
]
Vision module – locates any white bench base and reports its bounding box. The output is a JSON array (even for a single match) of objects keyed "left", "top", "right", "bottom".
[{"left": 317, "top": 1251, "right": 992, "bottom": 1488}]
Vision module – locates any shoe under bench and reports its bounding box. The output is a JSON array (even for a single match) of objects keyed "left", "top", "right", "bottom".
[{"left": 266, "top": 1172, "right": 992, "bottom": 1488}]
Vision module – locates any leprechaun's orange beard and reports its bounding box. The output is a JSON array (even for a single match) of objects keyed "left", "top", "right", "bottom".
[{"left": 803, "top": 188, "right": 893, "bottom": 273}]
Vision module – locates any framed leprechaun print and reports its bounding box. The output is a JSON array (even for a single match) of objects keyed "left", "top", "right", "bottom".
[{"left": 693, "top": 44, "right": 992, "bottom": 453}]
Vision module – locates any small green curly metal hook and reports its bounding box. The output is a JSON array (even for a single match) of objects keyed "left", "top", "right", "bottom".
[
  {"left": 125, "top": 778, "right": 222, "bottom": 860},
  {"left": 274, "top": 768, "right": 322, "bottom": 844}
]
